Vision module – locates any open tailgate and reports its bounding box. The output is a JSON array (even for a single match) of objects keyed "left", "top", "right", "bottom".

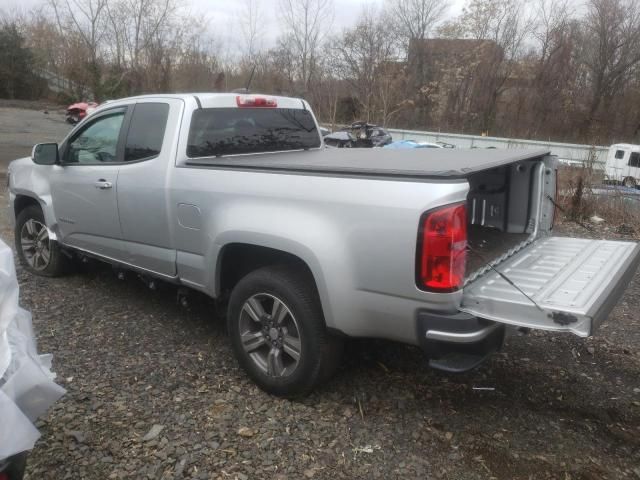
[{"left": 461, "top": 236, "right": 640, "bottom": 337}]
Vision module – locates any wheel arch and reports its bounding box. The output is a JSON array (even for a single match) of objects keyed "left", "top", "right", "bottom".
[
  {"left": 13, "top": 194, "right": 42, "bottom": 218},
  {"left": 12, "top": 193, "right": 59, "bottom": 242},
  {"left": 215, "top": 242, "right": 334, "bottom": 328}
]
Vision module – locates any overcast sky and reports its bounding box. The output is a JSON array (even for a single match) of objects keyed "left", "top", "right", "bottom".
[
  {"left": 2, "top": 0, "right": 467, "bottom": 53},
  {"left": 188, "top": 0, "right": 467, "bottom": 52}
]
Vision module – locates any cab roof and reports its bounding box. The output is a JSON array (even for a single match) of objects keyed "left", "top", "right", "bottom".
[{"left": 99, "top": 93, "right": 309, "bottom": 110}]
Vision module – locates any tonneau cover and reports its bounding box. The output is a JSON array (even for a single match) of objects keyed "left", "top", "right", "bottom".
[{"left": 184, "top": 147, "right": 551, "bottom": 179}]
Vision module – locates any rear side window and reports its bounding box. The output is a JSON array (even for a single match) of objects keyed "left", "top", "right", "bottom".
[
  {"left": 125, "top": 103, "right": 169, "bottom": 162},
  {"left": 629, "top": 152, "right": 640, "bottom": 167},
  {"left": 615, "top": 149, "right": 625, "bottom": 159},
  {"left": 187, "top": 108, "right": 321, "bottom": 157}
]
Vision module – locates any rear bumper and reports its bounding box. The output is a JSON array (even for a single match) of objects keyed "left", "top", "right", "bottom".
[{"left": 417, "top": 310, "right": 505, "bottom": 373}]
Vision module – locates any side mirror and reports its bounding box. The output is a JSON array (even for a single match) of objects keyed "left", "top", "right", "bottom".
[{"left": 32, "top": 143, "right": 59, "bottom": 165}]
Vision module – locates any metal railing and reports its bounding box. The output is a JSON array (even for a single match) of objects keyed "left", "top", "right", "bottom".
[
  {"left": 385, "top": 128, "right": 608, "bottom": 168},
  {"left": 36, "top": 68, "right": 89, "bottom": 97}
]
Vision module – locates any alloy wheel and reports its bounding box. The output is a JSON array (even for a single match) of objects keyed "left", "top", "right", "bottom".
[
  {"left": 239, "top": 293, "right": 302, "bottom": 377},
  {"left": 20, "top": 219, "right": 51, "bottom": 271}
]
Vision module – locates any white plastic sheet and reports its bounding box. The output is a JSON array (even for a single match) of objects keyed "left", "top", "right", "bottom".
[{"left": 0, "top": 239, "right": 65, "bottom": 460}]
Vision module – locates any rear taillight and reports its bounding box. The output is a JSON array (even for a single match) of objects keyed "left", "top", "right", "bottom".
[
  {"left": 417, "top": 203, "right": 467, "bottom": 292},
  {"left": 0, "top": 472, "right": 8, "bottom": 480},
  {"left": 236, "top": 95, "right": 277, "bottom": 108}
]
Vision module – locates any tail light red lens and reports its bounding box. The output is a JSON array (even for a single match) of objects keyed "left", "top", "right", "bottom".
[
  {"left": 0, "top": 472, "right": 8, "bottom": 480},
  {"left": 417, "top": 203, "right": 467, "bottom": 292},
  {"left": 236, "top": 95, "right": 277, "bottom": 108}
]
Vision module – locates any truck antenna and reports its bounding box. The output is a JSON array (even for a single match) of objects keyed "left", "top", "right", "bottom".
[
  {"left": 231, "top": 65, "right": 257, "bottom": 94},
  {"left": 245, "top": 64, "right": 257, "bottom": 92}
]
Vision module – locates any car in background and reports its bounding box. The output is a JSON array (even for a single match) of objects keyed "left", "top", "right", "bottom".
[
  {"left": 384, "top": 140, "right": 442, "bottom": 149},
  {"left": 384, "top": 140, "right": 457, "bottom": 149},
  {"left": 324, "top": 122, "right": 392, "bottom": 148},
  {"left": 65, "top": 101, "right": 99, "bottom": 125},
  {"left": 603, "top": 143, "right": 640, "bottom": 188},
  {"left": 0, "top": 240, "right": 65, "bottom": 479}
]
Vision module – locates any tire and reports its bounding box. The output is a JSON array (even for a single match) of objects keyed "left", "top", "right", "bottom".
[
  {"left": 227, "top": 265, "right": 343, "bottom": 398},
  {"left": 623, "top": 177, "right": 636, "bottom": 188},
  {"left": 4, "top": 452, "right": 27, "bottom": 480},
  {"left": 15, "top": 205, "right": 69, "bottom": 277}
]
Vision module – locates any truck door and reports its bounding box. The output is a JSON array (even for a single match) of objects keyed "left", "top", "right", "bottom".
[
  {"left": 49, "top": 106, "right": 129, "bottom": 261},
  {"left": 116, "top": 98, "right": 183, "bottom": 277}
]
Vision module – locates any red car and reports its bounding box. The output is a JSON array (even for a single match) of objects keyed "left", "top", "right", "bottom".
[{"left": 65, "top": 101, "right": 98, "bottom": 124}]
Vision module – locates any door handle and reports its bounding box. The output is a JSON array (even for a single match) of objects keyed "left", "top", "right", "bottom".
[{"left": 94, "top": 179, "right": 113, "bottom": 190}]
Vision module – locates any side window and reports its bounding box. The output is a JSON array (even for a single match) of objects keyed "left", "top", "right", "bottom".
[
  {"left": 615, "top": 149, "right": 625, "bottom": 159},
  {"left": 629, "top": 152, "right": 640, "bottom": 168},
  {"left": 125, "top": 103, "right": 170, "bottom": 162},
  {"left": 65, "top": 111, "right": 125, "bottom": 164}
]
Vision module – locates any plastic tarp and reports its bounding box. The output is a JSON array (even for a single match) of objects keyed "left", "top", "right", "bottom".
[{"left": 0, "top": 239, "right": 65, "bottom": 460}]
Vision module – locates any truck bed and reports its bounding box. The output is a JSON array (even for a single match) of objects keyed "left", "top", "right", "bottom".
[{"left": 183, "top": 148, "right": 551, "bottom": 179}]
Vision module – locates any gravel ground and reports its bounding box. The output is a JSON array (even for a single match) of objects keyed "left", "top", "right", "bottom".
[
  {"left": 0, "top": 100, "right": 70, "bottom": 173},
  {"left": 0, "top": 107, "right": 639, "bottom": 478}
]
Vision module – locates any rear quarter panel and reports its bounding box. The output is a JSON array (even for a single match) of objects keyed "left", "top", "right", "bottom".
[{"left": 170, "top": 165, "right": 469, "bottom": 344}]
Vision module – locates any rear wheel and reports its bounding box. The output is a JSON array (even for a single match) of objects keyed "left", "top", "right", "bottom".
[
  {"left": 15, "top": 206, "right": 69, "bottom": 277},
  {"left": 227, "top": 265, "right": 342, "bottom": 397},
  {"left": 623, "top": 176, "right": 636, "bottom": 188}
]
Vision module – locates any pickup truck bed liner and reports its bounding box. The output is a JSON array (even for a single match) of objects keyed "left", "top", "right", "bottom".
[{"left": 184, "top": 148, "right": 551, "bottom": 179}]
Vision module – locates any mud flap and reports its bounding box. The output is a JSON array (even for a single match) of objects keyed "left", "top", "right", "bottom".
[{"left": 461, "top": 236, "right": 640, "bottom": 337}]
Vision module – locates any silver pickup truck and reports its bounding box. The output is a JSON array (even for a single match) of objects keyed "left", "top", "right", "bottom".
[{"left": 8, "top": 93, "right": 640, "bottom": 397}]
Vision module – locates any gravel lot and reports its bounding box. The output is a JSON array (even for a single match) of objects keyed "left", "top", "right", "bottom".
[
  {"left": 1, "top": 108, "right": 640, "bottom": 479},
  {"left": 0, "top": 100, "right": 70, "bottom": 173}
]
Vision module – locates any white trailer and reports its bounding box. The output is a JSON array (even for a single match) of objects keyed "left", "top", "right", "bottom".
[{"left": 604, "top": 143, "right": 640, "bottom": 187}]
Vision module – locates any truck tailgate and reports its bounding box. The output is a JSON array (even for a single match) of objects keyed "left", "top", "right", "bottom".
[{"left": 461, "top": 236, "right": 640, "bottom": 337}]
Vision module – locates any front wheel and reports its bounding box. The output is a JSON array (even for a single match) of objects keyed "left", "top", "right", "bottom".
[
  {"left": 15, "top": 205, "right": 69, "bottom": 277},
  {"left": 227, "top": 265, "right": 342, "bottom": 397},
  {"left": 623, "top": 176, "right": 637, "bottom": 188}
]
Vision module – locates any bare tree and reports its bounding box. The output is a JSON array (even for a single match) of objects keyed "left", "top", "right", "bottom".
[
  {"left": 532, "top": 0, "right": 572, "bottom": 64},
  {"left": 102, "top": 0, "right": 179, "bottom": 94},
  {"left": 450, "top": 0, "right": 530, "bottom": 61},
  {"left": 579, "top": 0, "right": 640, "bottom": 137},
  {"left": 391, "top": 0, "right": 449, "bottom": 54},
  {"left": 48, "top": 0, "right": 108, "bottom": 98},
  {"left": 331, "top": 9, "right": 400, "bottom": 122},
  {"left": 239, "top": 0, "right": 265, "bottom": 59},
  {"left": 279, "top": 0, "right": 333, "bottom": 93},
  {"left": 437, "top": 0, "right": 532, "bottom": 132},
  {"left": 527, "top": 0, "right": 576, "bottom": 136}
]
